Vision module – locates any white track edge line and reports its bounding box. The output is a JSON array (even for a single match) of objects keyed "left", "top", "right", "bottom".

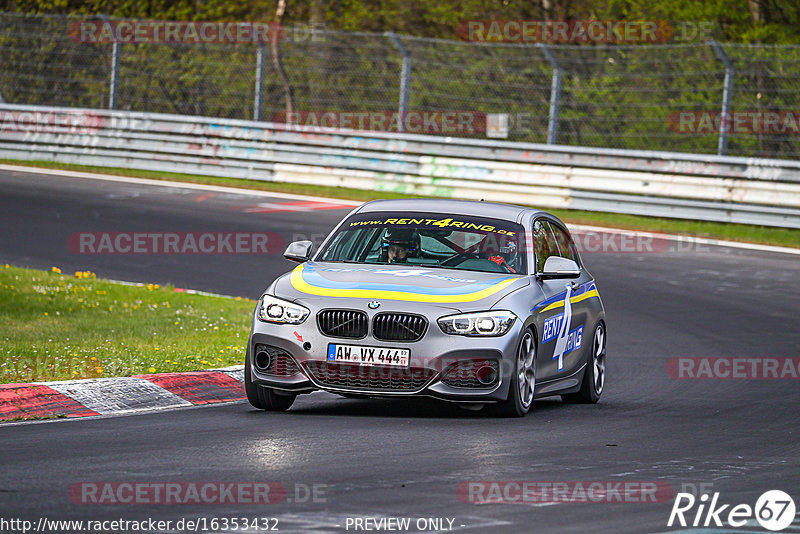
[
  {"left": 2, "top": 163, "right": 797, "bottom": 256},
  {"left": 0, "top": 163, "right": 362, "bottom": 206}
]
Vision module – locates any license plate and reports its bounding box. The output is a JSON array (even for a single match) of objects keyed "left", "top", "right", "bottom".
[{"left": 327, "top": 344, "right": 410, "bottom": 367}]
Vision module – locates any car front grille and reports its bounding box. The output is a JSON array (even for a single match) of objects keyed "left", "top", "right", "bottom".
[
  {"left": 317, "top": 309, "right": 368, "bottom": 339},
  {"left": 303, "top": 361, "right": 435, "bottom": 392},
  {"left": 372, "top": 313, "right": 428, "bottom": 342},
  {"left": 441, "top": 359, "right": 500, "bottom": 389}
]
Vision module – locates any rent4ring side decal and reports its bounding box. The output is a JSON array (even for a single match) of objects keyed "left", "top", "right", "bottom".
[{"left": 536, "top": 282, "right": 594, "bottom": 372}]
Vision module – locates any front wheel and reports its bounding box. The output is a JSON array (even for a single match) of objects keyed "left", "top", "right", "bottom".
[
  {"left": 245, "top": 350, "right": 296, "bottom": 411},
  {"left": 494, "top": 328, "right": 536, "bottom": 417},
  {"left": 562, "top": 321, "right": 606, "bottom": 404}
]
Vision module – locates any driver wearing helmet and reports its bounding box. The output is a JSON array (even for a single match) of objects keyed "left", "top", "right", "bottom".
[{"left": 380, "top": 228, "right": 420, "bottom": 263}]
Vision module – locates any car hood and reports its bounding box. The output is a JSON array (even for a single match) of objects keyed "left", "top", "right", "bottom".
[{"left": 271, "top": 261, "right": 529, "bottom": 312}]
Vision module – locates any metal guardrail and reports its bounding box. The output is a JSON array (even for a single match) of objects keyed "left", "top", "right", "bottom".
[
  {"left": 1, "top": 104, "right": 800, "bottom": 229},
  {"left": 6, "top": 13, "right": 800, "bottom": 160}
]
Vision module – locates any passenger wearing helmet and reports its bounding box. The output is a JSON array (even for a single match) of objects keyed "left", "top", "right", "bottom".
[
  {"left": 486, "top": 234, "right": 519, "bottom": 273},
  {"left": 380, "top": 228, "right": 420, "bottom": 263}
]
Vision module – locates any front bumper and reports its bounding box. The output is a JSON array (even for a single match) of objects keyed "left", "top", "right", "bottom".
[{"left": 247, "top": 305, "right": 522, "bottom": 403}]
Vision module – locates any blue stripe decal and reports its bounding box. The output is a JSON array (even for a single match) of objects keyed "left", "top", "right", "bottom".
[{"left": 531, "top": 281, "right": 596, "bottom": 312}]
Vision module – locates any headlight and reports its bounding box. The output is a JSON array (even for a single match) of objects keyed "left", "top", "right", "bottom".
[
  {"left": 438, "top": 310, "right": 517, "bottom": 336},
  {"left": 257, "top": 295, "right": 309, "bottom": 324}
]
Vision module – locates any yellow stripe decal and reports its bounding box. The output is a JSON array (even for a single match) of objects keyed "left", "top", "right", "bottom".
[
  {"left": 290, "top": 265, "right": 518, "bottom": 303},
  {"left": 539, "top": 289, "right": 600, "bottom": 313}
]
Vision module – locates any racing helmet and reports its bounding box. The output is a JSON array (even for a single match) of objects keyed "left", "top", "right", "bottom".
[
  {"left": 380, "top": 228, "right": 420, "bottom": 262},
  {"left": 488, "top": 234, "right": 520, "bottom": 273}
]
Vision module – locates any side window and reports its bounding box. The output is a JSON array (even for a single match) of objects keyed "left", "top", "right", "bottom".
[
  {"left": 548, "top": 222, "right": 579, "bottom": 264},
  {"left": 321, "top": 228, "right": 380, "bottom": 262},
  {"left": 533, "top": 219, "right": 559, "bottom": 272}
]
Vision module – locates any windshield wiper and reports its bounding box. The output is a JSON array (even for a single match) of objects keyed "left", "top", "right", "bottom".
[{"left": 417, "top": 263, "right": 453, "bottom": 269}]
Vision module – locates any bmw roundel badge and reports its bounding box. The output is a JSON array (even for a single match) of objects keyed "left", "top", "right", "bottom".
[{"left": 368, "top": 301, "right": 380, "bottom": 309}]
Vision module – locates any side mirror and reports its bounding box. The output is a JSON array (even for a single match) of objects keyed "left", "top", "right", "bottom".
[
  {"left": 538, "top": 256, "right": 580, "bottom": 279},
  {"left": 283, "top": 240, "right": 313, "bottom": 263}
]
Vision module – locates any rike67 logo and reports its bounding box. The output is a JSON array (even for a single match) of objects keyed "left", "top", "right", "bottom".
[{"left": 668, "top": 490, "right": 796, "bottom": 531}]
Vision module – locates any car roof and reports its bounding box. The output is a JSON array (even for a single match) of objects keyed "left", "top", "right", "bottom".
[{"left": 356, "top": 198, "right": 547, "bottom": 223}]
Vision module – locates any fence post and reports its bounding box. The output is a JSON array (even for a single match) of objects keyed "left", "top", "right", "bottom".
[
  {"left": 98, "top": 14, "right": 121, "bottom": 110},
  {"left": 709, "top": 40, "right": 735, "bottom": 156},
  {"left": 537, "top": 43, "right": 562, "bottom": 145},
  {"left": 254, "top": 42, "right": 267, "bottom": 121},
  {"left": 385, "top": 32, "right": 411, "bottom": 132},
  {"left": 109, "top": 41, "right": 120, "bottom": 109}
]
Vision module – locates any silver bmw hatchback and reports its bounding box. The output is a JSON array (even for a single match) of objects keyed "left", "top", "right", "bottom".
[{"left": 245, "top": 199, "right": 606, "bottom": 416}]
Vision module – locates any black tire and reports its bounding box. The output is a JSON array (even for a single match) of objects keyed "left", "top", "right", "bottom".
[
  {"left": 494, "top": 328, "right": 536, "bottom": 417},
  {"left": 244, "top": 350, "right": 296, "bottom": 411},
  {"left": 562, "top": 321, "right": 606, "bottom": 404}
]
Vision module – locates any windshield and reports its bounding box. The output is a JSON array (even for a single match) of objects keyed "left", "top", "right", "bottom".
[{"left": 317, "top": 211, "right": 527, "bottom": 274}]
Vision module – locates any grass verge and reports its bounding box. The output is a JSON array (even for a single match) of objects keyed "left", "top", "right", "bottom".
[
  {"left": 1, "top": 159, "right": 798, "bottom": 248},
  {"left": 0, "top": 264, "right": 254, "bottom": 383}
]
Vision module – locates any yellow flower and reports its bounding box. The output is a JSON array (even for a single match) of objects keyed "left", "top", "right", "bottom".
[
  {"left": 44, "top": 312, "right": 48, "bottom": 316},
  {"left": 148, "top": 367, "right": 156, "bottom": 373},
  {"left": 95, "top": 367, "right": 103, "bottom": 374},
  {"left": 51, "top": 266, "right": 61, "bottom": 274}
]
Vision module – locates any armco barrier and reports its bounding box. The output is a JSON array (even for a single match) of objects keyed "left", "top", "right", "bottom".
[{"left": 1, "top": 104, "right": 800, "bottom": 228}]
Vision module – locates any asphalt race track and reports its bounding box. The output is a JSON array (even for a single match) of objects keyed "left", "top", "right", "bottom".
[{"left": 1, "top": 168, "right": 799, "bottom": 534}]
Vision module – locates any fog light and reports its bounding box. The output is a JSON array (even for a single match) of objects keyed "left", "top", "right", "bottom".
[{"left": 253, "top": 344, "right": 273, "bottom": 372}]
